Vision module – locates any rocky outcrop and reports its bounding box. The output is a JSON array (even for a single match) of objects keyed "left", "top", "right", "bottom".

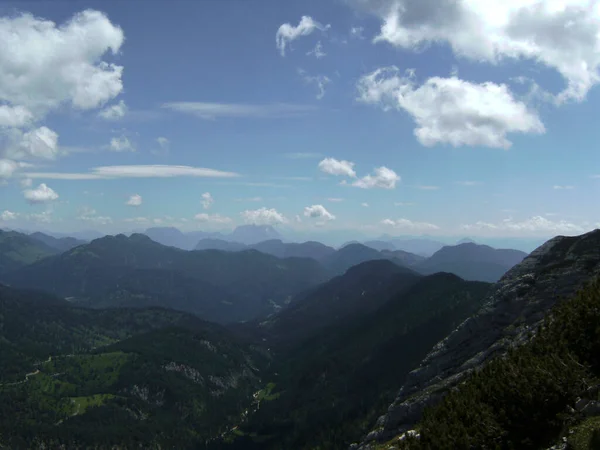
[{"left": 355, "top": 229, "right": 600, "bottom": 448}]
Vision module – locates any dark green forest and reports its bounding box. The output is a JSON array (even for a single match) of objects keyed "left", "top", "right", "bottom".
[{"left": 379, "top": 278, "right": 600, "bottom": 450}]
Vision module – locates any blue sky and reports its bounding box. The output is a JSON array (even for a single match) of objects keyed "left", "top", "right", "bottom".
[{"left": 1, "top": 0, "right": 600, "bottom": 240}]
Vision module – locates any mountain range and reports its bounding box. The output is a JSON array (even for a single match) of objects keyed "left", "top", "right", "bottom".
[{"left": 2, "top": 227, "right": 600, "bottom": 449}]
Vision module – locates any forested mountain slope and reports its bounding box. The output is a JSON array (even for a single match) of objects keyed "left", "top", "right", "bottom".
[
  {"left": 1, "top": 234, "right": 329, "bottom": 323},
  {"left": 356, "top": 229, "right": 600, "bottom": 448},
  {"left": 0, "top": 284, "right": 269, "bottom": 449}
]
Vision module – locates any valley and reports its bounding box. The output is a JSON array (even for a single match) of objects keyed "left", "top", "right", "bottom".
[{"left": 1, "top": 225, "right": 600, "bottom": 449}]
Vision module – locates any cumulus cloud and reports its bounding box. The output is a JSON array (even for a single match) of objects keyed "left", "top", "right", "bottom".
[
  {"left": 77, "top": 206, "right": 112, "bottom": 225},
  {"left": 194, "top": 213, "right": 232, "bottom": 224},
  {"left": 304, "top": 204, "right": 336, "bottom": 221},
  {"left": 299, "top": 70, "right": 332, "bottom": 100},
  {"left": 461, "top": 216, "right": 584, "bottom": 234},
  {"left": 0, "top": 159, "right": 21, "bottom": 178},
  {"left": 162, "top": 102, "right": 317, "bottom": 119},
  {"left": 201, "top": 192, "right": 213, "bottom": 209},
  {"left": 240, "top": 207, "right": 288, "bottom": 225},
  {"left": 0, "top": 105, "right": 34, "bottom": 128},
  {"left": 0, "top": 210, "right": 18, "bottom": 221},
  {"left": 318, "top": 157, "right": 357, "bottom": 177},
  {"left": 109, "top": 135, "right": 135, "bottom": 152},
  {"left": 2, "top": 126, "right": 60, "bottom": 160},
  {"left": 353, "top": 166, "right": 400, "bottom": 189},
  {"left": 0, "top": 10, "right": 123, "bottom": 114},
  {"left": 357, "top": 67, "right": 545, "bottom": 148},
  {"left": 126, "top": 194, "right": 142, "bottom": 207},
  {"left": 98, "top": 100, "right": 127, "bottom": 120},
  {"left": 354, "top": 0, "right": 600, "bottom": 102},
  {"left": 23, "top": 183, "right": 59, "bottom": 204},
  {"left": 276, "top": 16, "right": 330, "bottom": 56},
  {"left": 381, "top": 218, "right": 440, "bottom": 231}
]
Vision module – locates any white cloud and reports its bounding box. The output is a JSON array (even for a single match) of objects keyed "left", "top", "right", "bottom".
[
  {"left": 307, "top": 41, "right": 326, "bottom": 58},
  {"left": 353, "top": 166, "right": 400, "bottom": 189},
  {"left": 2, "top": 126, "right": 60, "bottom": 160},
  {"left": 327, "top": 197, "right": 344, "bottom": 202},
  {"left": 361, "top": 202, "right": 369, "bottom": 207},
  {"left": 27, "top": 210, "right": 53, "bottom": 223},
  {"left": 381, "top": 218, "right": 440, "bottom": 231},
  {"left": 0, "top": 159, "right": 20, "bottom": 178},
  {"left": 0, "top": 210, "right": 18, "bottom": 221},
  {"left": 201, "top": 192, "right": 214, "bottom": 209},
  {"left": 92, "top": 165, "right": 239, "bottom": 178},
  {"left": 194, "top": 213, "right": 232, "bottom": 224},
  {"left": 77, "top": 206, "right": 112, "bottom": 225},
  {"left": 240, "top": 207, "right": 288, "bottom": 225},
  {"left": 357, "top": 67, "right": 545, "bottom": 148},
  {"left": 461, "top": 216, "right": 585, "bottom": 234},
  {"left": 275, "top": 16, "right": 330, "bottom": 56},
  {"left": 350, "top": 26, "right": 365, "bottom": 39},
  {"left": 553, "top": 185, "right": 575, "bottom": 190},
  {"left": 109, "top": 135, "right": 135, "bottom": 152},
  {"left": 162, "top": 102, "right": 316, "bottom": 119},
  {"left": 318, "top": 157, "right": 357, "bottom": 177},
  {"left": 0, "top": 10, "right": 124, "bottom": 115},
  {"left": 23, "top": 165, "right": 241, "bottom": 180},
  {"left": 299, "top": 70, "right": 332, "bottom": 100},
  {"left": 98, "top": 100, "right": 127, "bottom": 120},
  {"left": 23, "top": 183, "right": 59, "bottom": 204},
  {"left": 154, "top": 136, "right": 170, "bottom": 155},
  {"left": 0, "top": 105, "right": 34, "bottom": 128},
  {"left": 304, "top": 204, "right": 336, "bottom": 221},
  {"left": 126, "top": 194, "right": 142, "bottom": 207},
  {"left": 20, "top": 177, "right": 32, "bottom": 188},
  {"left": 354, "top": 0, "right": 600, "bottom": 103}
]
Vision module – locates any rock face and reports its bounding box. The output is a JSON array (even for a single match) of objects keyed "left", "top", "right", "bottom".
[{"left": 355, "top": 229, "right": 600, "bottom": 448}]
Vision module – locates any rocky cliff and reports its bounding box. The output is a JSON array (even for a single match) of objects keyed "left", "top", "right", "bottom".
[{"left": 354, "top": 229, "right": 600, "bottom": 448}]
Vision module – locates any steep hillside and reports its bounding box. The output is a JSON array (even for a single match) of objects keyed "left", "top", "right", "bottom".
[
  {"left": 0, "top": 230, "right": 57, "bottom": 274},
  {"left": 2, "top": 234, "right": 329, "bottom": 323},
  {"left": 370, "top": 277, "right": 600, "bottom": 450},
  {"left": 222, "top": 273, "right": 490, "bottom": 449},
  {"left": 356, "top": 229, "right": 600, "bottom": 447},
  {"left": 0, "top": 284, "right": 268, "bottom": 450},
  {"left": 29, "top": 232, "right": 87, "bottom": 253},
  {"left": 415, "top": 242, "right": 527, "bottom": 282},
  {"left": 252, "top": 260, "right": 422, "bottom": 346}
]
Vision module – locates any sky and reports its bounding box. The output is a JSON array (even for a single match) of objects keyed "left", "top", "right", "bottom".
[{"left": 2, "top": 0, "right": 600, "bottom": 240}]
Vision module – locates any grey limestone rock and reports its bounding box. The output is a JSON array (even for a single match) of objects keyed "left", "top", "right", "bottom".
[{"left": 354, "top": 229, "right": 600, "bottom": 448}]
